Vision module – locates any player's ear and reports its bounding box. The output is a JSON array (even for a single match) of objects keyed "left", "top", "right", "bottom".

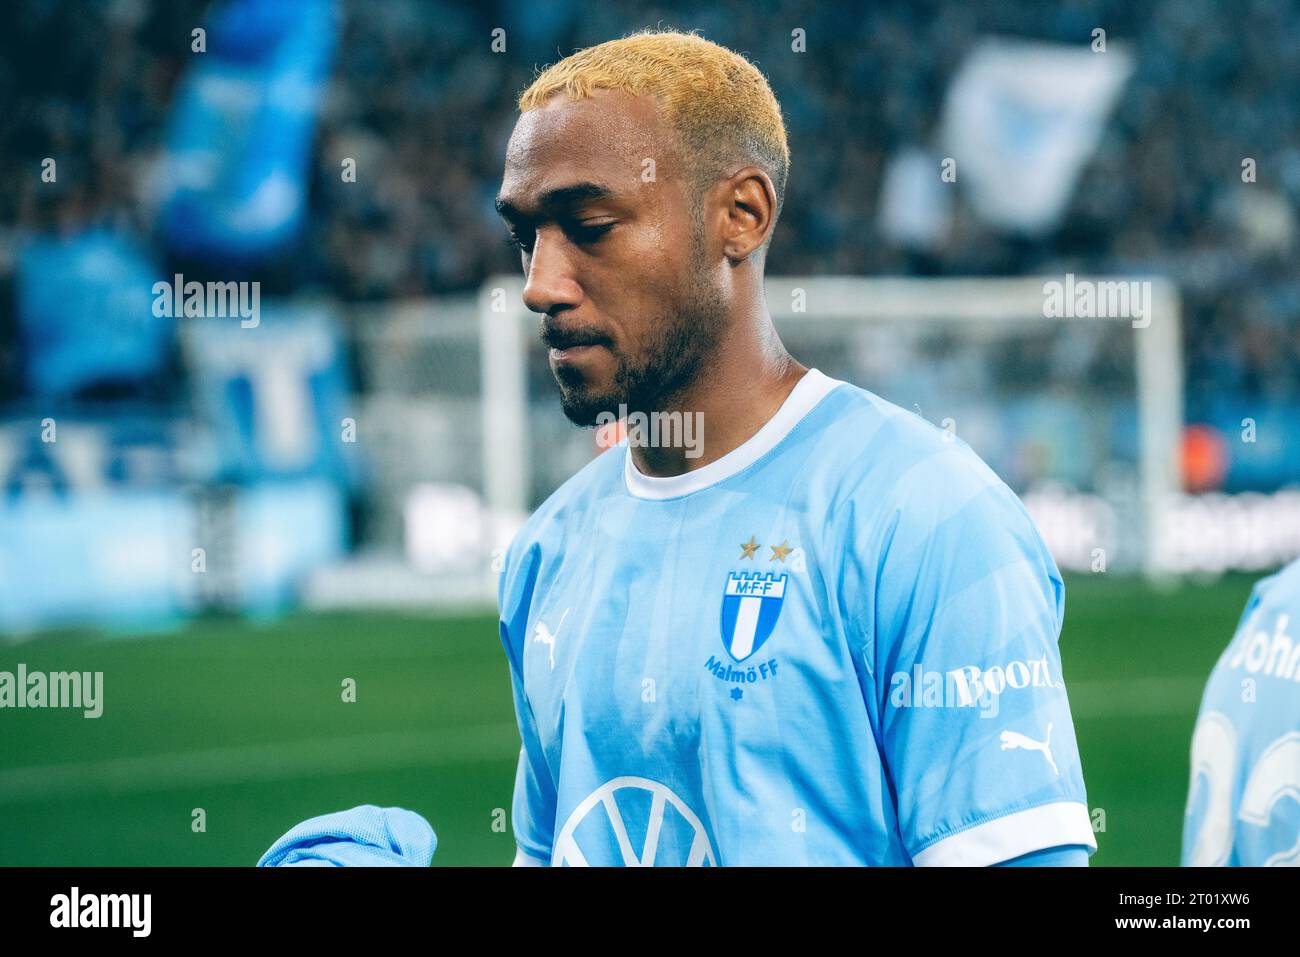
[{"left": 721, "top": 166, "right": 776, "bottom": 265}]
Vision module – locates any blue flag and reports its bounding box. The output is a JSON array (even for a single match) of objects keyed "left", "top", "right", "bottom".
[{"left": 158, "top": 0, "right": 339, "bottom": 262}]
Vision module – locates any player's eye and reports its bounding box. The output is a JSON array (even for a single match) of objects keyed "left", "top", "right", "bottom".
[
  {"left": 569, "top": 220, "right": 615, "bottom": 246},
  {"left": 504, "top": 231, "right": 534, "bottom": 254},
  {"left": 505, "top": 221, "right": 612, "bottom": 256}
]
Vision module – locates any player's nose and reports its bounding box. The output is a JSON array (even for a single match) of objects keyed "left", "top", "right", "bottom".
[{"left": 521, "top": 231, "right": 582, "bottom": 316}]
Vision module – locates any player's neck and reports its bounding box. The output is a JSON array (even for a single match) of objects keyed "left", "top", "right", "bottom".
[{"left": 629, "top": 342, "right": 807, "bottom": 478}]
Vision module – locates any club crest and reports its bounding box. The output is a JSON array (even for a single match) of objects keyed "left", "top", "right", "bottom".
[{"left": 719, "top": 572, "right": 788, "bottom": 661}]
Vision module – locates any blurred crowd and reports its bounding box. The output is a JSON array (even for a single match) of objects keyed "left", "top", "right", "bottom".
[{"left": 2, "top": 0, "right": 1298, "bottom": 413}]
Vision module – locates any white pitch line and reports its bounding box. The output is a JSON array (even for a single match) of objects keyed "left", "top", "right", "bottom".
[
  {"left": 1066, "top": 676, "right": 1208, "bottom": 718},
  {"left": 0, "top": 722, "right": 521, "bottom": 804},
  {"left": 0, "top": 676, "right": 1211, "bottom": 804}
]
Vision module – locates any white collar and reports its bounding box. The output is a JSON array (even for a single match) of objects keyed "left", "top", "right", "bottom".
[{"left": 623, "top": 368, "right": 843, "bottom": 500}]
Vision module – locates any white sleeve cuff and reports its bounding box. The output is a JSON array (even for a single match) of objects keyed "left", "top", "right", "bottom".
[
  {"left": 911, "top": 800, "right": 1097, "bottom": 867},
  {"left": 512, "top": 847, "right": 549, "bottom": 867}
]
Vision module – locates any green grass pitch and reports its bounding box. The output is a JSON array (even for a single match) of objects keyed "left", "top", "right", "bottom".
[{"left": 0, "top": 574, "right": 1258, "bottom": 866}]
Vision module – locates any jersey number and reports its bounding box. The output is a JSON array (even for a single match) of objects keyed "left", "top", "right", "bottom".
[{"left": 1185, "top": 712, "right": 1300, "bottom": 866}]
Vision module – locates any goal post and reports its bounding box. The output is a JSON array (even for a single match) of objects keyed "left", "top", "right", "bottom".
[{"left": 478, "top": 274, "right": 1183, "bottom": 578}]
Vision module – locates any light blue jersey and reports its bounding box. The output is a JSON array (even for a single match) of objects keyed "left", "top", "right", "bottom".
[
  {"left": 1183, "top": 558, "right": 1300, "bottom": 866},
  {"left": 498, "top": 369, "right": 1096, "bottom": 866}
]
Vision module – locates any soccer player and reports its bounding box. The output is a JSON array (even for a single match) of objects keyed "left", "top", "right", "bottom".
[
  {"left": 493, "top": 29, "right": 1096, "bottom": 866},
  {"left": 1183, "top": 557, "right": 1300, "bottom": 866}
]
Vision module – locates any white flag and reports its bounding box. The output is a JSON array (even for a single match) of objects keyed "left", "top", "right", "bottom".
[{"left": 940, "top": 38, "right": 1133, "bottom": 235}]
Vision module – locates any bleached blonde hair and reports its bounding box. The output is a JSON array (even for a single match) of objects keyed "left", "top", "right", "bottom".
[{"left": 518, "top": 28, "right": 790, "bottom": 225}]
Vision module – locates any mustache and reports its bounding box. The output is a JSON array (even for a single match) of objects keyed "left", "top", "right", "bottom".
[{"left": 540, "top": 319, "right": 612, "bottom": 350}]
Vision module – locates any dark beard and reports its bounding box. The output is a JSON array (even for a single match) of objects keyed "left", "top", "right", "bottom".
[{"left": 554, "top": 271, "right": 724, "bottom": 427}]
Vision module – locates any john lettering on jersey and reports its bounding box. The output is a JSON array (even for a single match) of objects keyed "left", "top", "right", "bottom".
[{"left": 498, "top": 369, "right": 1097, "bottom": 866}]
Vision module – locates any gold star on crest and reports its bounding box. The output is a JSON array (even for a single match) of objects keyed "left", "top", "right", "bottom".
[
  {"left": 769, "top": 540, "right": 792, "bottom": 562},
  {"left": 739, "top": 535, "right": 760, "bottom": 560}
]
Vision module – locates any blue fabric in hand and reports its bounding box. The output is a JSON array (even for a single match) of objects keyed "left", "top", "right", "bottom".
[
  {"left": 993, "top": 844, "right": 1090, "bottom": 867},
  {"left": 258, "top": 805, "right": 436, "bottom": 867}
]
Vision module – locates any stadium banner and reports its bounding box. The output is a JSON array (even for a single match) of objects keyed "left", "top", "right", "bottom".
[
  {"left": 0, "top": 488, "right": 192, "bottom": 633},
  {"left": 0, "top": 479, "right": 345, "bottom": 632},
  {"left": 228, "top": 478, "right": 348, "bottom": 615},
  {"left": 156, "top": 0, "right": 340, "bottom": 262},
  {"left": 182, "top": 301, "right": 357, "bottom": 486},
  {"left": 0, "top": 411, "right": 188, "bottom": 498}
]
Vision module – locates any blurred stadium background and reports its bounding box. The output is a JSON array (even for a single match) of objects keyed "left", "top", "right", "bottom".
[{"left": 0, "top": 0, "right": 1296, "bottom": 865}]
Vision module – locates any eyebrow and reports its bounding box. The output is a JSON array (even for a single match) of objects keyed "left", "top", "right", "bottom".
[{"left": 494, "top": 182, "right": 616, "bottom": 223}]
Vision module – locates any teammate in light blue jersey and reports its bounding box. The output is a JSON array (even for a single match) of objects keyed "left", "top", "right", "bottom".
[
  {"left": 1183, "top": 558, "right": 1300, "bottom": 866},
  {"left": 494, "top": 30, "right": 1095, "bottom": 866}
]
